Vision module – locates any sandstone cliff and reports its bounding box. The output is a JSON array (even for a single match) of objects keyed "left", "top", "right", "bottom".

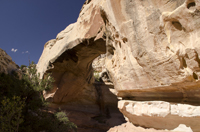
[{"left": 37, "top": 0, "right": 200, "bottom": 131}]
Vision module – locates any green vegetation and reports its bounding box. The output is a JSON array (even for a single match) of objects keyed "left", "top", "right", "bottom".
[
  {"left": 0, "top": 96, "right": 24, "bottom": 132},
  {"left": 94, "top": 71, "right": 100, "bottom": 81},
  {"left": 0, "top": 62, "right": 77, "bottom": 132},
  {"left": 20, "top": 65, "right": 27, "bottom": 70},
  {"left": 54, "top": 111, "right": 77, "bottom": 132}
]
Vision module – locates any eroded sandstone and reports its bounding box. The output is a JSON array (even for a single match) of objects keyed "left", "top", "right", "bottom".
[
  {"left": 118, "top": 100, "right": 199, "bottom": 131},
  {"left": 37, "top": 0, "right": 200, "bottom": 131},
  {"left": 102, "top": 0, "right": 200, "bottom": 104}
]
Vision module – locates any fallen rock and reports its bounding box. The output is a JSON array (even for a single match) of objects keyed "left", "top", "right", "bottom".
[
  {"left": 108, "top": 122, "right": 170, "bottom": 132},
  {"left": 118, "top": 100, "right": 200, "bottom": 132},
  {"left": 108, "top": 122, "right": 193, "bottom": 132}
]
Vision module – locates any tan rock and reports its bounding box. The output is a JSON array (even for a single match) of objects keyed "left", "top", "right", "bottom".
[
  {"left": 37, "top": 0, "right": 106, "bottom": 105},
  {"left": 108, "top": 122, "right": 170, "bottom": 132},
  {"left": 119, "top": 100, "right": 200, "bottom": 132},
  {"left": 38, "top": 0, "right": 200, "bottom": 105},
  {"left": 108, "top": 122, "right": 193, "bottom": 132},
  {"left": 92, "top": 54, "right": 106, "bottom": 72},
  {"left": 37, "top": 0, "right": 200, "bottom": 131},
  {"left": 0, "top": 48, "right": 19, "bottom": 74},
  {"left": 101, "top": 0, "right": 200, "bottom": 104}
]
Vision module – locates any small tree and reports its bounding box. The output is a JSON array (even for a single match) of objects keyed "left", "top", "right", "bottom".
[
  {"left": 54, "top": 111, "right": 77, "bottom": 132},
  {"left": 22, "top": 61, "right": 54, "bottom": 111},
  {"left": 0, "top": 61, "right": 77, "bottom": 131},
  {"left": 20, "top": 65, "right": 27, "bottom": 70},
  {"left": 0, "top": 96, "right": 24, "bottom": 132}
]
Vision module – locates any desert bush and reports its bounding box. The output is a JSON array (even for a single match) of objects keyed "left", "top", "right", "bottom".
[
  {"left": 0, "top": 96, "right": 24, "bottom": 132},
  {"left": 94, "top": 71, "right": 100, "bottom": 81},
  {"left": 0, "top": 61, "right": 77, "bottom": 132}
]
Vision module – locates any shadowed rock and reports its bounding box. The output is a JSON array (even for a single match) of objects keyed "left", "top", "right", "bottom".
[{"left": 0, "top": 48, "right": 19, "bottom": 74}]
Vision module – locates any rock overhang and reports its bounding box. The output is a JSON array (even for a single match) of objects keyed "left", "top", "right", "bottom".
[{"left": 37, "top": 0, "right": 200, "bottom": 106}]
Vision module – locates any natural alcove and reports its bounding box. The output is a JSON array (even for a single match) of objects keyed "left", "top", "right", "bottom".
[
  {"left": 38, "top": 34, "right": 125, "bottom": 131},
  {"left": 37, "top": 0, "right": 200, "bottom": 131}
]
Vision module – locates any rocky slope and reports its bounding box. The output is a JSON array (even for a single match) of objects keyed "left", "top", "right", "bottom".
[
  {"left": 37, "top": 0, "right": 200, "bottom": 131},
  {"left": 0, "top": 48, "right": 19, "bottom": 74}
]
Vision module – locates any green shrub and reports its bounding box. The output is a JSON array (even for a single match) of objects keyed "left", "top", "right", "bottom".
[
  {"left": 0, "top": 61, "right": 77, "bottom": 132},
  {"left": 94, "top": 71, "right": 100, "bottom": 81},
  {"left": 55, "top": 111, "right": 77, "bottom": 131},
  {"left": 0, "top": 96, "right": 24, "bottom": 132},
  {"left": 20, "top": 65, "right": 27, "bottom": 70}
]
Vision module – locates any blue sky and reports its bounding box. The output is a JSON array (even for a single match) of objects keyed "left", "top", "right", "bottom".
[{"left": 0, "top": 0, "right": 85, "bottom": 66}]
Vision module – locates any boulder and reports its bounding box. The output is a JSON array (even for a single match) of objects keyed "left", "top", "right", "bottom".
[
  {"left": 108, "top": 122, "right": 171, "bottom": 132},
  {"left": 108, "top": 122, "right": 193, "bottom": 132},
  {"left": 119, "top": 100, "right": 199, "bottom": 131}
]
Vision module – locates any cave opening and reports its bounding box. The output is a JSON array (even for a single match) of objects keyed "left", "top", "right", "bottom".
[{"left": 187, "top": 2, "right": 196, "bottom": 9}]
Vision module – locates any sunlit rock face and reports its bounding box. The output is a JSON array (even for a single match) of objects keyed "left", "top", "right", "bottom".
[
  {"left": 37, "top": 0, "right": 107, "bottom": 105},
  {"left": 0, "top": 48, "right": 19, "bottom": 74},
  {"left": 101, "top": 0, "right": 200, "bottom": 104},
  {"left": 38, "top": 0, "right": 200, "bottom": 131},
  {"left": 118, "top": 100, "right": 199, "bottom": 132}
]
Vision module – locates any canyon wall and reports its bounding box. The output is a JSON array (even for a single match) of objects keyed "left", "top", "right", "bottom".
[
  {"left": 37, "top": 0, "right": 200, "bottom": 131},
  {"left": 0, "top": 48, "right": 19, "bottom": 74}
]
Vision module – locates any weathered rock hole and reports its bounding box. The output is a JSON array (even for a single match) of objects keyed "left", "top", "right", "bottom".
[
  {"left": 122, "top": 37, "right": 128, "bottom": 43},
  {"left": 187, "top": 2, "right": 196, "bottom": 10},
  {"left": 107, "top": 45, "right": 115, "bottom": 59},
  {"left": 182, "top": 57, "right": 187, "bottom": 68},
  {"left": 193, "top": 72, "right": 198, "bottom": 80},
  {"left": 172, "top": 21, "right": 183, "bottom": 31},
  {"left": 112, "top": 34, "right": 115, "bottom": 40},
  {"left": 100, "top": 71, "right": 111, "bottom": 82},
  {"left": 119, "top": 41, "right": 121, "bottom": 48},
  {"left": 179, "top": 56, "right": 187, "bottom": 69},
  {"left": 194, "top": 50, "right": 200, "bottom": 67},
  {"left": 115, "top": 33, "right": 119, "bottom": 38}
]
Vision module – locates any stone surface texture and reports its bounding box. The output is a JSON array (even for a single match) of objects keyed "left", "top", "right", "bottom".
[
  {"left": 92, "top": 54, "right": 106, "bottom": 72},
  {"left": 119, "top": 100, "right": 198, "bottom": 131},
  {"left": 37, "top": 0, "right": 200, "bottom": 131},
  {"left": 103, "top": 0, "right": 200, "bottom": 104},
  {"left": 108, "top": 122, "right": 193, "bottom": 132},
  {"left": 38, "top": 0, "right": 200, "bottom": 104},
  {"left": 108, "top": 122, "right": 170, "bottom": 132},
  {"left": 0, "top": 48, "right": 19, "bottom": 74},
  {"left": 37, "top": 0, "right": 107, "bottom": 105}
]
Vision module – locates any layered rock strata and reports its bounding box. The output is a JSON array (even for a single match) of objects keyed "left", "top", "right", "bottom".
[
  {"left": 119, "top": 100, "right": 199, "bottom": 132},
  {"left": 38, "top": 0, "right": 200, "bottom": 105},
  {"left": 37, "top": 0, "right": 200, "bottom": 131},
  {"left": 103, "top": 0, "right": 200, "bottom": 104}
]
